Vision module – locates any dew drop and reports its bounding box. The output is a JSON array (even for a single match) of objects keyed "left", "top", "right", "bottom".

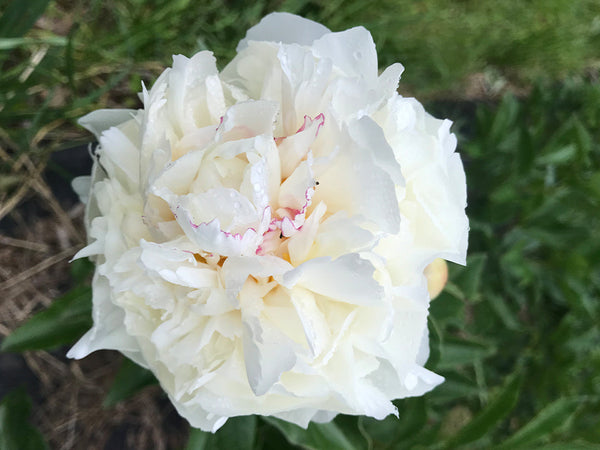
[{"left": 353, "top": 51, "right": 362, "bottom": 60}]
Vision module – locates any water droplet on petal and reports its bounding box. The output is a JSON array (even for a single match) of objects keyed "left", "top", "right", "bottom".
[{"left": 353, "top": 51, "right": 362, "bottom": 60}]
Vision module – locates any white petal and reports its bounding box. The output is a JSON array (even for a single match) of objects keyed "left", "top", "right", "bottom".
[
  {"left": 312, "top": 119, "right": 401, "bottom": 234},
  {"left": 313, "top": 27, "right": 378, "bottom": 83},
  {"left": 78, "top": 109, "right": 136, "bottom": 139},
  {"left": 174, "top": 203, "right": 269, "bottom": 257},
  {"left": 287, "top": 202, "right": 326, "bottom": 265},
  {"left": 216, "top": 100, "right": 278, "bottom": 142},
  {"left": 222, "top": 255, "right": 293, "bottom": 300},
  {"left": 67, "top": 273, "right": 141, "bottom": 359},
  {"left": 277, "top": 114, "right": 324, "bottom": 179},
  {"left": 282, "top": 254, "right": 384, "bottom": 306},
  {"left": 139, "top": 240, "right": 219, "bottom": 289},
  {"left": 98, "top": 125, "right": 140, "bottom": 185},
  {"left": 168, "top": 52, "right": 223, "bottom": 134},
  {"left": 71, "top": 175, "right": 91, "bottom": 204},
  {"left": 278, "top": 159, "right": 314, "bottom": 212},
  {"left": 312, "top": 212, "right": 375, "bottom": 259},
  {"left": 241, "top": 305, "right": 297, "bottom": 395},
  {"left": 289, "top": 286, "right": 331, "bottom": 358},
  {"left": 237, "top": 12, "right": 330, "bottom": 51}
]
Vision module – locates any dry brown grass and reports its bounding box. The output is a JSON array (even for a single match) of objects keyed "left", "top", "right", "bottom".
[{"left": 0, "top": 152, "right": 188, "bottom": 449}]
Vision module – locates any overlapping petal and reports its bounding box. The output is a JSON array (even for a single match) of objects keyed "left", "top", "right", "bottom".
[{"left": 70, "top": 12, "right": 468, "bottom": 433}]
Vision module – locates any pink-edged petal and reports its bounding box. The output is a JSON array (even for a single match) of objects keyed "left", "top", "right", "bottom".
[
  {"left": 287, "top": 201, "right": 327, "bottom": 265},
  {"left": 237, "top": 12, "right": 330, "bottom": 51},
  {"left": 177, "top": 188, "right": 260, "bottom": 234},
  {"left": 277, "top": 114, "right": 324, "bottom": 179},
  {"left": 174, "top": 203, "right": 270, "bottom": 257},
  {"left": 278, "top": 159, "right": 314, "bottom": 212}
]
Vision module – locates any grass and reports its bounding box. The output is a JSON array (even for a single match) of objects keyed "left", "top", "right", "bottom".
[{"left": 1, "top": 0, "right": 599, "bottom": 448}]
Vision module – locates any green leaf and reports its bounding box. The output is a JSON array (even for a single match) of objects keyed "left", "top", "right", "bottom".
[
  {"left": 69, "top": 258, "right": 94, "bottom": 284},
  {"left": 487, "top": 293, "right": 521, "bottom": 331},
  {"left": 496, "top": 397, "right": 581, "bottom": 449},
  {"left": 358, "top": 404, "right": 426, "bottom": 450},
  {"left": 446, "top": 373, "right": 522, "bottom": 447},
  {"left": 264, "top": 417, "right": 358, "bottom": 450},
  {"left": 0, "top": 0, "right": 50, "bottom": 38},
  {"left": 0, "top": 388, "right": 48, "bottom": 450},
  {"left": 431, "top": 372, "right": 481, "bottom": 403},
  {"left": 186, "top": 416, "right": 257, "bottom": 450},
  {"left": 437, "top": 336, "right": 496, "bottom": 370},
  {"left": 429, "top": 293, "right": 464, "bottom": 327},
  {"left": 103, "top": 358, "right": 157, "bottom": 407},
  {"left": 537, "top": 144, "right": 578, "bottom": 166},
  {"left": 535, "top": 442, "right": 600, "bottom": 450},
  {"left": 1, "top": 286, "right": 92, "bottom": 352},
  {"left": 395, "top": 397, "right": 428, "bottom": 443},
  {"left": 185, "top": 428, "right": 210, "bottom": 450},
  {"left": 214, "top": 416, "right": 257, "bottom": 450},
  {"left": 452, "top": 253, "right": 487, "bottom": 301}
]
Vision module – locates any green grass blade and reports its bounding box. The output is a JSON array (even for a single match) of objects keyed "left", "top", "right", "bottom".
[
  {"left": 446, "top": 373, "right": 522, "bottom": 447},
  {"left": 496, "top": 397, "right": 582, "bottom": 449},
  {"left": 0, "top": 0, "right": 50, "bottom": 38}
]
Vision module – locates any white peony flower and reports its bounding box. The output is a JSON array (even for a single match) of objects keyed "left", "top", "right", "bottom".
[{"left": 68, "top": 12, "right": 468, "bottom": 432}]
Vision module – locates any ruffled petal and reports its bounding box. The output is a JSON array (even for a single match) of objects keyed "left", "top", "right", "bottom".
[{"left": 237, "top": 12, "right": 330, "bottom": 51}]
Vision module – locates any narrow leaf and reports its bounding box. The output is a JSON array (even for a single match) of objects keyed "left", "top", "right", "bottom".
[
  {"left": 0, "top": 388, "right": 48, "bottom": 450},
  {"left": 437, "top": 336, "right": 496, "bottom": 370},
  {"left": 1, "top": 286, "right": 92, "bottom": 352},
  {"left": 264, "top": 417, "right": 358, "bottom": 450},
  {"left": 453, "top": 253, "right": 487, "bottom": 301},
  {"left": 186, "top": 417, "right": 257, "bottom": 450},
  {"left": 446, "top": 373, "right": 522, "bottom": 447},
  {"left": 185, "top": 428, "right": 210, "bottom": 450},
  {"left": 497, "top": 397, "right": 581, "bottom": 449},
  {"left": 103, "top": 358, "right": 157, "bottom": 407},
  {"left": 214, "top": 416, "right": 257, "bottom": 450},
  {"left": 0, "top": 0, "right": 50, "bottom": 38}
]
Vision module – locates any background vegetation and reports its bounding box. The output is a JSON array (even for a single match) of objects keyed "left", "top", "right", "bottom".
[{"left": 1, "top": 0, "right": 599, "bottom": 448}]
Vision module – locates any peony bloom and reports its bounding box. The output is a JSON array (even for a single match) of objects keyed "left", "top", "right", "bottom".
[{"left": 68, "top": 12, "right": 468, "bottom": 432}]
